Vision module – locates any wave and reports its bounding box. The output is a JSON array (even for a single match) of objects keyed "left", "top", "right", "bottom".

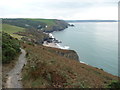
[
  {"left": 49, "top": 33, "right": 54, "bottom": 38},
  {"left": 56, "top": 43, "right": 70, "bottom": 49},
  {"left": 57, "top": 44, "right": 70, "bottom": 49},
  {"left": 49, "top": 33, "right": 70, "bottom": 50},
  {"left": 80, "top": 61, "right": 88, "bottom": 65}
]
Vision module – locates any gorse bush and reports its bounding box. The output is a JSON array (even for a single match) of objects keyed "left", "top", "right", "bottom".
[
  {"left": 2, "top": 32, "right": 20, "bottom": 64},
  {"left": 108, "top": 80, "right": 120, "bottom": 88}
]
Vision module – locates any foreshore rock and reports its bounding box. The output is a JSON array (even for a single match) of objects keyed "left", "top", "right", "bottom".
[{"left": 68, "top": 24, "right": 75, "bottom": 27}]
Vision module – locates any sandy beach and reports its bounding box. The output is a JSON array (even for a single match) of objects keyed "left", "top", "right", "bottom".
[
  {"left": 43, "top": 33, "right": 70, "bottom": 49},
  {"left": 43, "top": 41, "right": 59, "bottom": 48},
  {"left": 43, "top": 33, "right": 62, "bottom": 49},
  {"left": 43, "top": 41, "right": 70, "bottom": 50}
]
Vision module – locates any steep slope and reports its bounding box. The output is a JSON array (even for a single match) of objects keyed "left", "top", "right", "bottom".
[
  {"left": 18, "top": 28, "right": 49, "bottom": 44},
  {"left": 21, "top": 43, "right": 118, "bottom": 88}
]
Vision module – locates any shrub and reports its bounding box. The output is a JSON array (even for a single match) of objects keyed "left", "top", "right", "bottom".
[
  {"left": 107, "top": 80, "right": 120, "bottom": 88},
  {"left": 2, "top": 32, "right": 20, "bottom": 64}
]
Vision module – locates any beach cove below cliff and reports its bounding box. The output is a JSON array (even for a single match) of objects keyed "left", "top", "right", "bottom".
[{"left": 43, "top": 33, "right": 70, "bottom": 50}]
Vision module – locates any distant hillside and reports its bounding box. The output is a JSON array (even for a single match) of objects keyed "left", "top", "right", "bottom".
[
  {"left": 28, "top": 18, "right": 56, "bottom": 26},
  {"left": 2, "top": 18, "right": 69, "bottom": 44},
  {"left": 2, "top": 23, "right": 50, "bottom": 44},
  {"left": 3, "top": 18, "right": 69, "bottom": 33},
  {"left": 2, "top": 18, "right": 46, "bottom": 29},
  {"left": 66, "top": 20, "right": 117, "bottom": 22},
  {"left": 27, "top": 18, "right": 69, "bottom": 33}
]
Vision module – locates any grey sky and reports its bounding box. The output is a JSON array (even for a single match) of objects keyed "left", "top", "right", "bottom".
[{"left": 0, "top": 0, "right": 119, "bottom": 20}]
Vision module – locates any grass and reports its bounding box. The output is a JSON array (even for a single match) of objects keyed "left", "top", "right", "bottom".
[
  {"left": 2, "top": 24, "right": 25, "bottom": 39},
  {"left": 27, "top": 18, "right": 56, "bottom": 26}
]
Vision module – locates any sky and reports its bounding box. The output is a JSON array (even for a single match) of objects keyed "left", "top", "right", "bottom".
[{"left": 0, "top": 0, "right": 119, "bottom": 20}]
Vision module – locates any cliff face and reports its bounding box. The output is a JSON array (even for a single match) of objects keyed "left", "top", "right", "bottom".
[
  {"left": 55, "top": 50, "right": 79, "bottom": 61},
  {"left": 45, "top": 47, "right": 79, "bottom": 61}
]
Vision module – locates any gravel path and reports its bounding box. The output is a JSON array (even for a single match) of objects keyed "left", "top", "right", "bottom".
[{"left": 6, "top": 48, "right": 26, "bottom": 88}]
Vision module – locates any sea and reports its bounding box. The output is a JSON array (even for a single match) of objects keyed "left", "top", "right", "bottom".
[{"left": 52, "top": 22, "right": 118, "bottom": 76}]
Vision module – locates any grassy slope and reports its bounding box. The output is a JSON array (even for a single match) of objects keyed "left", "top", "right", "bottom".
[
  {"left": 27, "top": 18, "right": 58, "bottom": 33},
  {"left": 2, "top": 24, "right": 25, "bottom": 39},
  {"left": 22, "top": 43, "right": 118, "bottom": 88},
  {"left": 27, "top": 18, "right": 56, "bottom": 26}
]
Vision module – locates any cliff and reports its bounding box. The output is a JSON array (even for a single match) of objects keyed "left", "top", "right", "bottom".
[{"left": 45, "top": 46, "right": 79, "bottom": 61}]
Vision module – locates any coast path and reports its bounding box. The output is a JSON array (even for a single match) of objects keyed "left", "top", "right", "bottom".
[{"left": 6, "top": 48, "right": 26, "bottom": 88}]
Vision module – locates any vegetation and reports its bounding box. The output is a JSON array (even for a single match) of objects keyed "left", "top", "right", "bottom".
[
  {"left": 2, "top": 18, "right": 119, "bottom": 88},
  {"left": 19, "top": 28, "right": 49, "bottom": 44},
  {"left": 107, "top": 80, "right": 120, "bottom": 88},
  {"left": 3, "top": 18, "right": 68, "bottom": 33},
  {"left": 2, "top": 21, "right": 50, "bottom": 44},
  {"left": 3, "top": 19, "right": 46, "bottom": 29},
  {"left": 0, "top": 32, "right": 2, "bottom": 63},
  {"left": 28, "top": 18, "right": 56, "bottom": 26},
  {"left": 21, "top": 43, "right": 118, "bottom": 88},
  {"left": 2, "top": 32, "right": 20, "bottom": 64},
  {"left": 2, "top": 24, "right": 25, "bottom": 39}
]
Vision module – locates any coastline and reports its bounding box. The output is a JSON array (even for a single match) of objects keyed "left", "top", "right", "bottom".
[
  {"left": 43, "top": 32, "right": 88, "bottom": 64},
  {"left": 43, "top": 32, "right": 119, "bottom": 76},
  {"left": 43, "top": 41, "right": 59, "bottom": 48},
  {"left": 42, "top": 35, "right": 108, "bottom": 71},
  {"left": 43, "top": 33, "right": 70, "bottom": 49}
]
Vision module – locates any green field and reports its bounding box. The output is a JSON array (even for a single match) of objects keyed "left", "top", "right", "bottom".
[
  {"left": 2, "top": 24, "right": 25, "bottom": 39},
  {"left": 28, "top": 18, "right": 56, "bottom": 26}
]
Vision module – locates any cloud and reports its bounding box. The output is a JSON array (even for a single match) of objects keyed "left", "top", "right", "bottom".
[{"left": 0, "top": 0, "right": 119, "bottom": 20}]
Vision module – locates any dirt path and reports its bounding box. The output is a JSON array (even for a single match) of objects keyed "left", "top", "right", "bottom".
[{"left": 5, "top": 48, "right": 26, "bottom": 88}]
